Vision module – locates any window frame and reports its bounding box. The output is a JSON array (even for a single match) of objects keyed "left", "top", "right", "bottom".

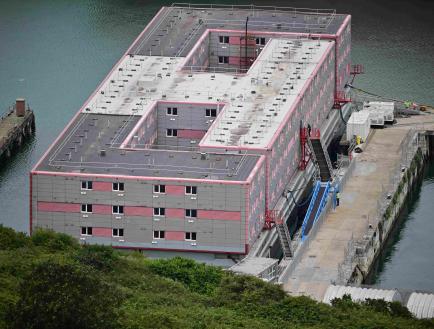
[
  {"left": 205, "top": 109, "right": 217, "bottom": 117},
  {"left": 81, "top": 204, "right": 93, "bottom": 213},
  {"left": 218, "top": 56, "right": 229, "bottom": 64},
  {"left": 112, "top": 228, "right": 124, "bottom": 237},
  {"left": 166, "top": 107, "right": 178, "bottom": 116},
  {"left": 219, "top": 36, "right": 229, "bottom": 44},
  {"left": 153, "top": 230, "right": 165, "bottom": 239},
  {"left": 185, "top": 209, "right": 197, "bottom": 218},
  {"left": 185, "top": 186, "right": 197, "bottom": 195},
  {"left": 256, "top": 37, "right": 266, "bottom": 45},
  {"left": 112, "top": 205, "right": 124, "bottom": 215},
  {"left": 166, "top": 128, "right": 178, "bottom": 137},
  {"left": 153, "top": 184, "right": 166, "bottom": 194},
  {"left": 81, "top": 181, "right": 93, "bottom": 190},
  {"left": 81, "top": 226, "right": 93, "bottom": 236},
  {"left": 153, "top": 207, "right": 165, "bottom": 217},
  {"left": 112, "top": 182, "right": 125, "bottom": 192},
  {"left": 185, "top": 232, "right": 197, "bottom": 241}
]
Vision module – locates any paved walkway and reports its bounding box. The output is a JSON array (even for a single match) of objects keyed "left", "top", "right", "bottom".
[{"left": 283, "top": 114, "right": 434, "bottom": 301}]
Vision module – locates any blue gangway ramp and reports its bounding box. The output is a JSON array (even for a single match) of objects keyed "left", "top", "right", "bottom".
[{"left": 301, "top": 181, "right": 330, "bottom": 241}]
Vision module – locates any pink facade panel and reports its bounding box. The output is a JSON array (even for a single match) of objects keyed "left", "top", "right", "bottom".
[
  {"left": 166, "top": 185, "right": 185, "bottom": 195},
  {"left": 166, "top": 208, "right": 185, "bottom": 218},
  {"left": 177, "top": 129, "right": 207, "bottom": 139},
  {"left": 125, "top": 206, "right": 153, "bottom": 217},
  {"left": 93, "top": 182, "right": 112, "bottom": 191},
  {"left": 93, "top": 227, "right": 112, "bottom": 237},
  {"left": 166, "top": 231, "right": 185, "bottom": 241},
  {"left": 228, "top": 56, "right": 240, "bottom": 65},
  {"left": 93, "top": 204, "right": 112, "bottom": 215},
  {"left": 198, "top": 210, "right": 241, "bottom": 221},
  {"left": 37, "top": 202, "right": 80, "bottom": 213},
  {"left": 228, "top": 36, "right": 256, "bottom": 45}
]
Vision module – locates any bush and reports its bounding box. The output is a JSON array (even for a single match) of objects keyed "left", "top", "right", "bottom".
[
  {"left": 148, "top": 257, "right": 222, "bottom": 295},
  {"left": 214, "top": 274, "right": 286, "bottom": 308},
  {"left": 31, "top": 229, "right": 79, "bottom": 251},
  {"left": 362, "top": 299, "right": 413, "bottom": 319},
  {"left": 8, "top": 260, "right": 123, "bottom": 329},
  {"left": 75, "top": 244, "right": 118, "bottom": 271},
  {"left": 0, "top": 225, "right": 30, "bottom": 250}
]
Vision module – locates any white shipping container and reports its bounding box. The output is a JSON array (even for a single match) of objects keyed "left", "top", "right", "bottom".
[
  {"left": 363, "top": 101, "right": 394, "bottom": 123},
  {"left": 361, "top": 109, "right": 384, "bottom": 127},
  {"left": 347, "top": 111, "right": 370, "bottom": 141}
]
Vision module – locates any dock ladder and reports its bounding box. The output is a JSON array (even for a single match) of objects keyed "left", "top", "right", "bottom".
[{"left": 265, "top": 210, "right": 293, "bottom": 259}]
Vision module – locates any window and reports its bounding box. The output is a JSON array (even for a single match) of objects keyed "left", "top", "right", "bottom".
[
  {"left": 112, "top": 205, "right": 124, "bottom": 215},
  {"left": 256, "top": 37, "right": 266, "bottom": 45},
  {"left": 166, "top": 129, "right": 178, "bottom": 137},
  {"left": 185, "top": 186, "right": 197, "bottom": 195},
  {"left": 185, "top": 209, "right": 197, "bottom": 218},
  {"left": 154, "top": 184, "right": 166, "bottom": 194},
  {"left": 218, "top": 56, "right": 229, "bottom": 64},
  {"left": 185, "top": 232, "right": 197, "bottom": 241},
  {"left": 153, "top": 230, "right": 165, "bottom": 239},
  {"left": 81, "top": 181, "right": 92, "bottom": 190},
  {"left": 205, "top": 109, "right": 217, "bottom": 117},
  {"left": 81, "top": 227, "right": 92, "bottom": 236},
  {"left": 166, "top": 107, "right": 178, "bottom": 116},
  {"left": 154, "top": 208, "right": 165, "bottom": 216},
  {"left": 219, "top": 36, "right": 229, "bottom": 44},
  {"left": 112, "top": 182, "right": 124, "bottom": 191},
  {"left": 112, "top": 228, "right": 124, "bottom": 237},
  {"left": 81, "top": 204, "right": 92, "bottom": 213}
]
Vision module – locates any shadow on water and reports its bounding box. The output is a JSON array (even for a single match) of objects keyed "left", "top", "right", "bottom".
[{"left": 0, "top": 135, "right": 36, "bottom": 182}]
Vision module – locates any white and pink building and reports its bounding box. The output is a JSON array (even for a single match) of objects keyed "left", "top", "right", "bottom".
[{"left": 31, "top": 4, "right": 352, "bottom": 262}]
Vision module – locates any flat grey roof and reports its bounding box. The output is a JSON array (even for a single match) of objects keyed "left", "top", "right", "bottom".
[
  {"left": 35, "top": 113, "right": 260, "bottom": 181},
  {"left": 36, "top": 4, "right": 348, "bottom": 181},
  {"left": 129, "top": 5, "right": 348, "bottom": 57}
]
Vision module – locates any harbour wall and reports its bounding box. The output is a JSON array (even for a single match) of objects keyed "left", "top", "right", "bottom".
[{"left": 337, "top": 131, "right": 433, "bottom": 285}]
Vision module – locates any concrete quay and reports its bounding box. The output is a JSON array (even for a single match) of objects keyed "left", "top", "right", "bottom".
[
  {"left": 282, "top": 113, "right": 434, "bottom": 301},
  {"left": 0, "top": 99, "right": 35, "bottom": 159}
]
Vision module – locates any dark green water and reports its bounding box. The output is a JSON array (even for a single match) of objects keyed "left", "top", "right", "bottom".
[
  {"left": 366, "top": 160, "right": 434, "bottom": 290},
  {"left": 0, "top": 0, "right": 433, "bottom": 289}
]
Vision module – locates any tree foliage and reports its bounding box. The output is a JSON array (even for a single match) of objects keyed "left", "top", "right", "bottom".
[
  {"left": 0, "top": 226, "right": 433, "bottom": 329},
  {"left": 148, "top": 257, "right": 222, "bottom": 295},
  {"left": 8, "top": 260, "right": 123, "bottom": 329}
]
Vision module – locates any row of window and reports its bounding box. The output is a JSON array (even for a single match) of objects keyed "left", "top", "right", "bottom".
[
  {"left": 81, "top": 181, "right": 124, "bottom": 191},
  {"left": 166, "top": 107, "right": 217, "bottom": 117},
  {"left": 152, "top": 208, "right": 198, "bottom": 218},
  {"left": 80, "top": 227, "right": 197, "bottom": 241},
  {"left": 81, "top": 182, "right": 197, "bottom": 195},
  {"left": 81, "top": 227, "right": 124, "bottom": 237},
  {"left": 154, "top": 184, "right": 197, "bottom": 195},
  {"left": 81, "top": 204, "right": 124, "bottom": 214},
  {"left": 153, "top": 230, "right": 197, "bottom": 241},
  {"left": 218, "top": 35, "right": 266, "bottom": 45},
  {"left": 81, "top": 204, "right": 199, "bottom": 218}
]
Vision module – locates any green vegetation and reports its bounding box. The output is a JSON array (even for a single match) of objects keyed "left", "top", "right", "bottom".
[{"left": 0, "top": 226, "right": 433, "bottom": 329}]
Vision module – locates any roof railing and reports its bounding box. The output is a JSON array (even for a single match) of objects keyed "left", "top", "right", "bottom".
[{"left": 171, "top": 3, "right": 336, "bottom": 16}]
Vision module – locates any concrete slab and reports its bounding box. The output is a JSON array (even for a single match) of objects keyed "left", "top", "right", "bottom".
[{"left": 283, "top": 114, "right": 434, "bottom": 300}]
